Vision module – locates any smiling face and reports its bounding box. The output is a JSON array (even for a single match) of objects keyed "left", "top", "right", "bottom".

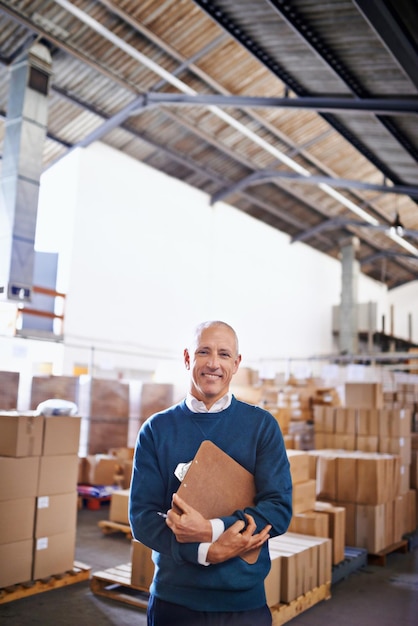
[{"left": 184, "top": 322, "right": 241, "bottom": 409}]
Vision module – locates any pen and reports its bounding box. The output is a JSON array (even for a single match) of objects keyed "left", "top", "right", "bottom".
[{"left": 157, "top": 511, "right": 168, "bottom": 518}]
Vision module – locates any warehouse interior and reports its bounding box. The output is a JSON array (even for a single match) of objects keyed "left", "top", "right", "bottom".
[{"left": 0, "top": 1, "right": 418, "bottom": 624}]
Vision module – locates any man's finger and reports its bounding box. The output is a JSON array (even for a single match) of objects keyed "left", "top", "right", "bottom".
[{"left": 172, "top": 492, "right": 189, "bottom": 513}]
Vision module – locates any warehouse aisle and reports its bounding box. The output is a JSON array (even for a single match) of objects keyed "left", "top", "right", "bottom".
[{"left": 0, "top": 506, "right": 417, "bottom": 625}]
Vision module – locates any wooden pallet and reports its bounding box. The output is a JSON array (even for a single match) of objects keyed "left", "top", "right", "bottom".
[
  {"left": 270, "top": 583, "right": 331, "bottom": 625},
  {"left": 0, "top": 562, "right": 91, "bottom": 605},
  {"left": 91, "top": 562, "right": 330, "bottom": 622},
  {"left": 98, "top": 520, "right": 133, "bottom": 539},
  {"left": 90, "top": 563, "right": 149, "bottom": 609},
  {"left": 368, "top": 539, "right": 409, "bottom": 567}
]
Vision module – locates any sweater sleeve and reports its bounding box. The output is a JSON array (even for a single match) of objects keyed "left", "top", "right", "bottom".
[{"left": 129, "top": 418, "right": 203, "bottom": 565}]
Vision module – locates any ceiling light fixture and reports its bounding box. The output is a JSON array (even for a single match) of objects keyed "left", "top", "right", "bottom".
[{"left": 389, "top": 212, "right": 404, "bottom": 237}]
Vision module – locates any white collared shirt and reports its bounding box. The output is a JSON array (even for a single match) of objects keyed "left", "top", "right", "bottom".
[{"left": 186, "top": 391, "right": 232, "bottom": 413}]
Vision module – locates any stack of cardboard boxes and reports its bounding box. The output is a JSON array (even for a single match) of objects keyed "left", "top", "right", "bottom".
[
  {"left": 287, "top": 449, "right": 345, "bottom": 566},
  {"left": 0, "top": 411, "right": 81, "bottom": 587},
  {"left": 78, "top": 447, "right": 134, "bottom": 492},
  {"left": 266, "top": 532, "right": 332, "bottom": 605},
  {"left": 311, "top": 382, "right": 416, "bottom": 553}
]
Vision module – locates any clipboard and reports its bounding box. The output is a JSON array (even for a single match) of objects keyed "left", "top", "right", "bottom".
[{"left": 175, "top": 440, "right": 260, "bottom": 563}]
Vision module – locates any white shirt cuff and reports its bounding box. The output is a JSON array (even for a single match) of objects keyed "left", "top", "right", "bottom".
[
  {"left": 197, "top": 519, "right": 225, "bottom": 566},
  {"left": 198, "top": 542, "right": 212, "bottom": 566},
  {"left": 211, "top": 518, "right": 225, "bottom": 541}
]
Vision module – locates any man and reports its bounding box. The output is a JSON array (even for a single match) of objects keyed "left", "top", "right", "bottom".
[{"left": 129, "top": 320, "right": 292, "bottom": 625}]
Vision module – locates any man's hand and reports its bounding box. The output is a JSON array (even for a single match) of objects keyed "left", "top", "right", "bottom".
[
  {"left": 207, "top": 514, "right": 271, "bottom": 564},
  {"left": 165, "top": 493, "right": 212, "bottom": 543}
]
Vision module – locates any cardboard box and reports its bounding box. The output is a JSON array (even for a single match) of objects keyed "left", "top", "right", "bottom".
[
  {"left": 316, "top": 454, "right": 338, "bottom": 500},
  {"left": 323, "top": 406, "right": 335, "bottom": 433},
  {"left": 354, "top": 453, "right": 399, "bottom": 504},
  {"left": 357, "top": 409, "right": 379, "bottom": 436},
  {"left": 78, "top": 456, "right": 87, "bottom": 484},
  {"left": 313, "top": 405, "right": 325, "bottom": 432},
  {"left": 286, "top": 450, "right": 310, "bottom": 484},
  {"left": 356, "top": 504, "right": 386, "bottom": 553},
  {"left": 35, "top": 492, "right": 78, "bottom": 538},
  {"left": 379, "top": 436, "right": 411, "bottom": 467},
  {"left": 280, "top": 533, "right": 332, "bottom": 587},
  {"left": 0, "top": 412, "right": 44, "bottom": 457},
  {"left": 290, "top": 542, "right": 317, "bottom": 595},
  {"left": 265, "top": 550, "right": 281, "bottom": 607},
  {"left": 0, "top": 456, "right": 40, "bottom": 501},
  {"left": 109, "top": 489, "right": 130, "bottom": 524},
  {"left": 289, "top": 533, "right": 332, "bottom": 585},
  {"left": 404, "top": 489, "right": 417, "bottom": 533},
  {"left": 379, "top": 409, "right": 411, "bottom": 438},
  {"left": 83, "top": 454, "right": 123, "bottom": 485},
  {"left": 108, "top": 447, "right": 134, "bottom": 461},
  {"left": 32, "top": 530, "right": 76, "bottom": 580},
  {"left": 122, "top": 459, "right": 133, "bottom": 489},
  {"left": 399, "top": 465, "right": 410, "bottom": 495},
  {"left": 336, "top": 455, "right": 357, "bottom": 503},
  {"left": 313, "top": 432, "right": 326, "bottom": 449},
  {"left": 333, "top": 433, "right": 356, "bottom": 451},
  {"left": 288, "top": 511, "right": 329, "bottom": 538},
  {"left": 314, "top": 501, "right": 346, "bottom": 565},
  {"left": 130, "top": 539, "right": 154, "bottom": 590},
  {"left": 0, "top": 371, "right": 20, "bottom": 410},
  {"left": 292, "top": 479, "right": 316, "bottom": 514},
  {"left": 335, "top": 407, "right": 356, "bottom": 434},
  {"left": 268, "top": 543, "right": 303, "bottom": 602},
  {"left": 42, "top": 416, "right": 81, "bottom": 456},
  {"left": 356, "top": 455, "right": 391, "bottom": 505},
  {"left": 0, "top": 539, "right": 33, "bottom": 587},
  {"left": 356, "top": 435, "right": 379, "bottom": 453},
  {"left": 337, "top": 501, "right": 356, "bottom": 547},
  {"left": 384, "top": 498, "right": 394, "bottom": 547},
  {"left": 0, "top": 498, "right": 36, "bottom": 544},
  {"left": 37, "top": 455, "right": 79, "bottom": 496},
  {"left": 271, "top": 532, "right": 332, "bottom": 591},
  {"left": 345, "top": 383, "right": 383, "bottom": 409},
  {"left": 392, "top": 496, "right": 404, "bottom": 544}
]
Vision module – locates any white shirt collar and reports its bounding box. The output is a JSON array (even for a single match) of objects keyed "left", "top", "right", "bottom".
[{"left": 186, "top": 392, "right": 232, "bottom": 413}]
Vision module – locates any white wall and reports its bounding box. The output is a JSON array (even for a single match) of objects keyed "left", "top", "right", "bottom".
[
  {"left": 387, "top": 281, "right": 418, "bottom": 342},
  {"left": 2, "top": 141, "right": 418, "bottom": 382}
]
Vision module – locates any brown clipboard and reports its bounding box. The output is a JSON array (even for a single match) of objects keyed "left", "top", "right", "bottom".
[{"left": 175, "top": 440, "right": 261, "bottom": 563}]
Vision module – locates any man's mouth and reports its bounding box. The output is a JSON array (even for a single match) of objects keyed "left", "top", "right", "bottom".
[{"left": 203, "top": 373, "right": 222, "bottom": 379}]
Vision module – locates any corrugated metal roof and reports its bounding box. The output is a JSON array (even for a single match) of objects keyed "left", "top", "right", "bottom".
[{"left": 0, "top": 0, "right": 418, "bottom": 289}]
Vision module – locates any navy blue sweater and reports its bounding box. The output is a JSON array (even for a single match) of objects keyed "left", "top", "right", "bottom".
[{"left": 129, "top": 396, "right": 292, "bottom": 612}]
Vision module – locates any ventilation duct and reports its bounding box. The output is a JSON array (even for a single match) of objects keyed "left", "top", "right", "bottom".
[
  {"left": 0, "top": 42, "right": 52, "bottom": 303},
  {"left": 339, "top": 236, "right": 360, "bottom": 354}
]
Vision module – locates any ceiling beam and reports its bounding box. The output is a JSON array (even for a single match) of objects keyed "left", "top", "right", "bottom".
[
  {"left": 194, "top": 0, "right": 418, "bottom": 181},
  {"left": 211, "top": 170, "right": 418, "bottom": 206},
  {"left": 144, "top": 92, "right": 418, "bottom": 115},
  {"left": 291, "top": 218, "right": 418, "bottom": 244}
]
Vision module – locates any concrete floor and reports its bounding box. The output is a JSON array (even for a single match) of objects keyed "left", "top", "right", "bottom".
[{"left": 1, "top": 505, "right": 417, "bottom": 625}]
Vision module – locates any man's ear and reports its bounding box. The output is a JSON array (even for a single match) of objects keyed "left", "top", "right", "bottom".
[
  {"left": 233, "top": 354, "right": 242, "bottom": 374},
  {"left": 184, "top": 348, "right": 190, "bottom": 370}
]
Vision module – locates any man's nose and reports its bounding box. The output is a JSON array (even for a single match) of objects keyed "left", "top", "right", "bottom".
[{"left": 206, "top": 354, "right": 220, "bottom": 367}]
